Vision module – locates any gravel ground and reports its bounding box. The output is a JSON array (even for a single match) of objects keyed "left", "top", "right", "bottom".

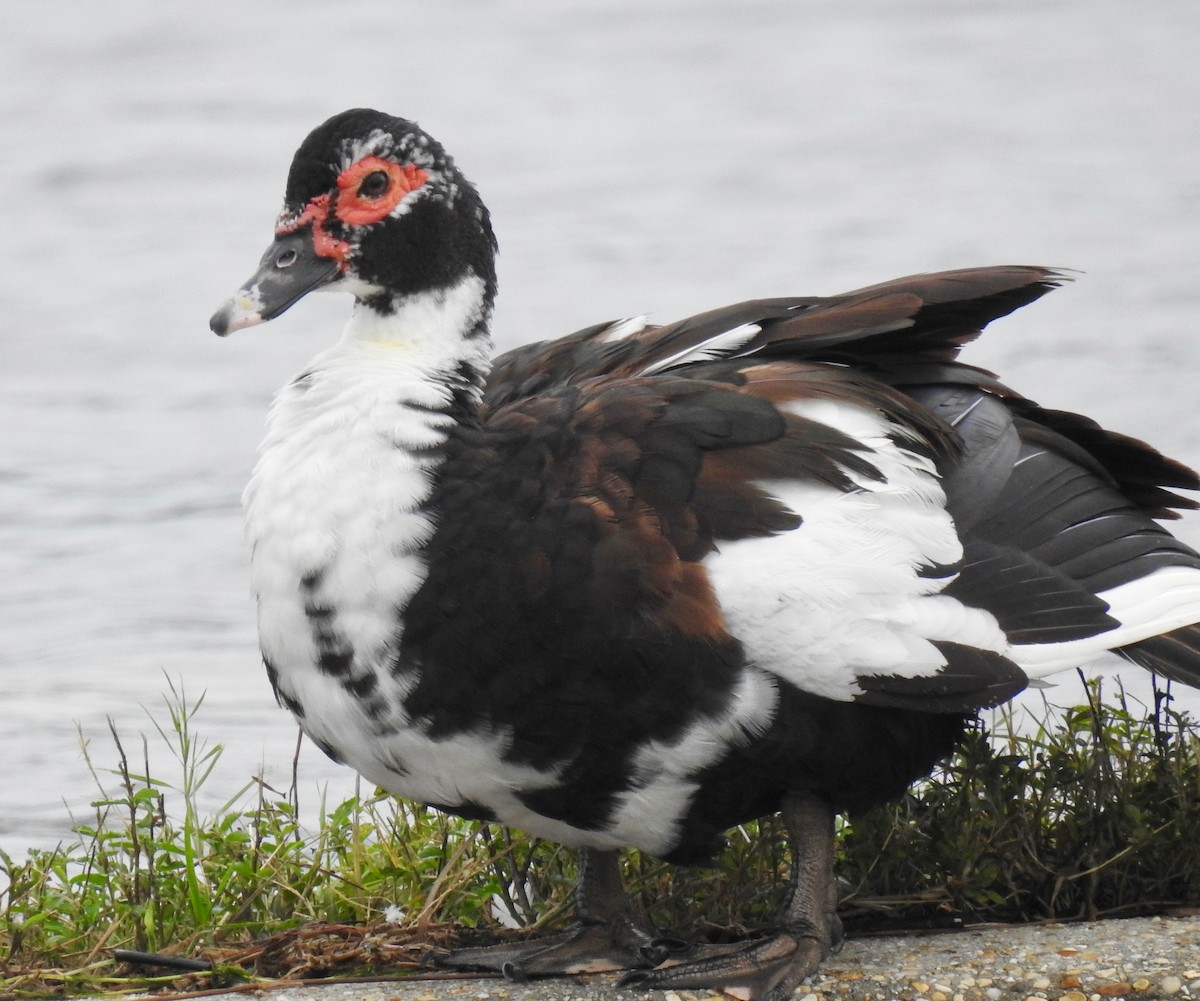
[{"left": 181, "top": 914, "right": 1200, "bottom": 1001}]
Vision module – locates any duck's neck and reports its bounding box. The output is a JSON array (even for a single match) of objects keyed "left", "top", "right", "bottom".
[
  {"left": 250, "top": 271, "right": 494, "bottom": 506},
  {"left": 338, "top": 272, "right": 494, "bottom": 415}
]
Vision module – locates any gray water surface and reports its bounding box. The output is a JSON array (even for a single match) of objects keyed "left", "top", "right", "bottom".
[{"left": 2, "top": 0, "right": 1199, "bottom": 855}]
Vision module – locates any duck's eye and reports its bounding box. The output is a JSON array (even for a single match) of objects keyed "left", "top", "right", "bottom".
[
  {"left": 334, "top": 155, "right": 428, "bottom": 226},
  {"left": 358, "top": 170, "right": 391, "bottom": 200}
]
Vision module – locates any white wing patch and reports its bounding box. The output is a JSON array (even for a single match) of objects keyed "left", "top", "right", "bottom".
[
  {"left": 638, "top": 322, "right": 762, "bottom": 375},
  {"left": 704, "top": 396, "right": 1200, "bottom": 703},
  {"left": 603, "top": 668, "right": 778, "bottom": 855},
  {"left": 705, "top": 398, "right": 1009, "bottom": 702}
]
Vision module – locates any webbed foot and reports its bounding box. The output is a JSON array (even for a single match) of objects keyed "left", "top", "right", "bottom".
[
  {"left": 624, "top": 791, "right": 840, "bottom": 1001},
  {"left": 435, "top": 848, "right": 668, "bottom": 978}
]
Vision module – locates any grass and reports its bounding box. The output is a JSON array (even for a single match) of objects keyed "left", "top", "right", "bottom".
[{"left": 1, "top": 674, "right": 1198, "bottom": 997}]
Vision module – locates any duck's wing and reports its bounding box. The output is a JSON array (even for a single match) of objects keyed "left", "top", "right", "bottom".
[
  {"left": 425, "top": 266, "right": 1200, "bottom": 728},
  {"left": 486, "top": 265, "right": 1058, "bottom": 395}
]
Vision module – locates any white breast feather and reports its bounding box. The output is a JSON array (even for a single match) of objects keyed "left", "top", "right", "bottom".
[{"left": 244, "top": 339, "right": 446, "bottom": 687}]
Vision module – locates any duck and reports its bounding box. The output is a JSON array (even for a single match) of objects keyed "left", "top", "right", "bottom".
[{"left": 211, "top": 108, "right": 1200, "bottom": 1001}]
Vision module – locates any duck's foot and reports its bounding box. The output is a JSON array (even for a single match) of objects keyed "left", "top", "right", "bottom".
[
  {"left": 436, "top": 847, "right": 669, "bottom": 978},
  {"left": 619, "top": 930, "right": 826, "bottom": 1001},
  {"left": 623, "top": 791, "right": 840, "bottom": 1001},
  {"left": 441, "top": 919, "right": 669, "bottom": 978}
]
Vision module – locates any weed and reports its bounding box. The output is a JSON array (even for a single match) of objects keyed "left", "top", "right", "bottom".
[{"left": 838, "top": 675, "right": 1200, "bottom": 927}]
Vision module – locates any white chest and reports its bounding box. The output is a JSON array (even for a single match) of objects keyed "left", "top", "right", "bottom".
[{"left": 243, "top": 339, "right": 453, "bottom": 744}]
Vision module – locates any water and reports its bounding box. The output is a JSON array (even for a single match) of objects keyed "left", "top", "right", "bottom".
[{"left": 2, "top": 0, "right": 1199, "bottom": 856}]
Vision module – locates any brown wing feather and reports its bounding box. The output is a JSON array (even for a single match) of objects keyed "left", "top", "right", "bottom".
[
  {"left": 484, "top": 266, "right": 1065, "bottom": 405},
  {"left": 488, "top": 265, "right": 1198, "bottom": 520}
]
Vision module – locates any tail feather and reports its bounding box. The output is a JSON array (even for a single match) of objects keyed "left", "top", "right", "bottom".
[{"left": 1118, "top": 623, "right": 1200, "bottom": 689}]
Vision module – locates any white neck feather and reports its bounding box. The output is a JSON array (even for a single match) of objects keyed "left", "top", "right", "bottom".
[{"left": 340, "top": 271, "right": 492, "bottom": 384}]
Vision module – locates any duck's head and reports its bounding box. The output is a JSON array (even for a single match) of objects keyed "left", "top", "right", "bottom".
[{"left": 210, "top": 108, "right": 497, "bottom": 336}]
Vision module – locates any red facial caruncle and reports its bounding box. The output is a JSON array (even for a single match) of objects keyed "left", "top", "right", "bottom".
[{"left": 275, "top": 155, "right": 430, "bottom": 269}]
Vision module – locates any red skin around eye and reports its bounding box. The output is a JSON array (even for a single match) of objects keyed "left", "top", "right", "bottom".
[
  {"left": 334, "top": 156, "right": 429, "bottom": 226},
  {"left": 273, "top": 157, "right": 429, "bottom": 268}
]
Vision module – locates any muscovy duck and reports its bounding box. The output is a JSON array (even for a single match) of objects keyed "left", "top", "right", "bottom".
[{"left": 211, "top": 108, "right": 1200, "bottom": 1001}]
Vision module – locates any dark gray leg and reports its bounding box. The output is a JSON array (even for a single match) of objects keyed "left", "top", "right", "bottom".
[
  {"left": 620, "top": 791, "right": 841, "bottom": 1000},
  {"left": 439, "top": 847, "right": 662, "bottom": 977}
]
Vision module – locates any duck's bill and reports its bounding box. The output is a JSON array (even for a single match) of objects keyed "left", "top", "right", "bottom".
[{"left": 209, "top": 230, "right": 341, "bottom": 337}]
